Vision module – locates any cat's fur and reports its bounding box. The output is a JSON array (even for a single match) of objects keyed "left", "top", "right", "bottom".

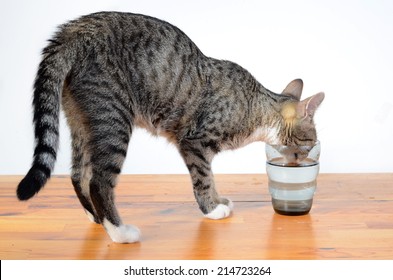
[{"left": 17, "top": 12, "right": 324, "bottom": 243}]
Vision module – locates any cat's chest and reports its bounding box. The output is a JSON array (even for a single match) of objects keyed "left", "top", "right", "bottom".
[
  {"left": 248, "top": 127, "right": 280, "bottom": 145},
  {"left": 222, "top": 127, "right": 280, "bottom": 150}
]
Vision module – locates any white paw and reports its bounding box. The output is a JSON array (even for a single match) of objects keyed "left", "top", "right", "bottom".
[
  {"left": 103, "top": 219, "right": 141, "bottom": 243},
  {"left": 204, "top": 200, "right": 234, "bottom": 220}
]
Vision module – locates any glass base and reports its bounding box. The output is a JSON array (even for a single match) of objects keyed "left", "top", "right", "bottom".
[{"left": 272, "top": 198, "right": 313, "bottom": 216}]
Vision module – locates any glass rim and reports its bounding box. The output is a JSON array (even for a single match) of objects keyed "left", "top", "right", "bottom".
[
  {"left": 266, "top": 160, "right": 319, "bottom": 167},
  {"left": 266, "top": 140, "right": 320, "bottom": 150}
]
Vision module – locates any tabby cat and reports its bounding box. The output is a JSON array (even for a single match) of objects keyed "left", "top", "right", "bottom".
[{"left": 17, "top": 12, "right": 324, "bottom": 243}]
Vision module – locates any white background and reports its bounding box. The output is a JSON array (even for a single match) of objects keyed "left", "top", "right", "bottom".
[{"left": 1, "top": 0, "right": 392, "bottom": 175}]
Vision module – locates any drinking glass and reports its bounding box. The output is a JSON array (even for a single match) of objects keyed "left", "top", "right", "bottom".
[{"left": 265, "top": 141, "right": 321, "bottom": 215}]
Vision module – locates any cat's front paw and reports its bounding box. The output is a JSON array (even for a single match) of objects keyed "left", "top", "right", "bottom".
[
  {"left": 204, "top": 199, "right": 234, "bottom": 220},
  {"left": 103, "top": 219, "right": 141, "bottom": 243}
]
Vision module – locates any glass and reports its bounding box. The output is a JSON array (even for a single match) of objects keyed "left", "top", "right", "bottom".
[{"left": 265, "top": 141, "right": 320, "bottom": 215}]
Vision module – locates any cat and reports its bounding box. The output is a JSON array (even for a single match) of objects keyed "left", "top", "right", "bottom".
[{"left": 17, "top": 11, "right": 324, "bottom": 243}]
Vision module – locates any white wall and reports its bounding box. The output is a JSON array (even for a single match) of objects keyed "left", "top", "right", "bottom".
[{"left": 1, "top": 0, "right": 392, "bottom": 175}]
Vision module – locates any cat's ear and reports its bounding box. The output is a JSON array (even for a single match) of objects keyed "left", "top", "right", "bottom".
[
  {"left": 297, "top": 92, "right": 325, "bottom": 119},
  {"left": 282, "top": 79, "right": 303, "bottom": 100}
]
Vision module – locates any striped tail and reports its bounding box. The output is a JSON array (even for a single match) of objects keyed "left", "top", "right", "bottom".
[{"left": 17, "top": 37, "right": 74, "bottom": 200}]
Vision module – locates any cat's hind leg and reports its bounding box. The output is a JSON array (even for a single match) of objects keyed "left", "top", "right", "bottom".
[
  {"left": 63, "top": 64, "right": 139, "bottom": 242},
  {"left": 63, "top": 86, "right": 99, "bottom": 223},
  {"left": 87, "top": 112, "right": 140, "bottom": 243},
  {"left": 70, "top": 130, "right": 100, "bottom": 224},
  {"left": 179, "top": 140, "right": 233, "bottom": 219}
]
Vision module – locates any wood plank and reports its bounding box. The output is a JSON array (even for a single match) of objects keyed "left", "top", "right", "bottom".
[{"left": 0, "top": 174, "right": 392, "bottom": 259}]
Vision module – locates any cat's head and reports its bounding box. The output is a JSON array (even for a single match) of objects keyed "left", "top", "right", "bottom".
[{"left": 275, "top": 79, "right": 324, "bottom": 162}]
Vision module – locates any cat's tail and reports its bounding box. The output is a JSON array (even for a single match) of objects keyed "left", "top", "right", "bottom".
[{"left": 17, "top": 36, "right": 75, "bottom": 200}]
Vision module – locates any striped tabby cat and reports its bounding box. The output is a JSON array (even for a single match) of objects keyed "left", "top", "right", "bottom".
[{"left": 17, "top": 12, "right": 324, "bottom": 243}]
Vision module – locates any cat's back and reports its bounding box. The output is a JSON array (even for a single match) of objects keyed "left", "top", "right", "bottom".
[
  {"left": 57, "top": 12, "right": 207, "bottom": 137},
  {"left": 57, "top": 12, "right": 202, "bottom": 57},
  {"left": 57, "top": 12, "right": 204, "bottom": 93}
]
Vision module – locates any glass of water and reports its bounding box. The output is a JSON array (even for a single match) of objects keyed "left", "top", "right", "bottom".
[{"left": 265, "top": 141, "right": 321, "bottom": 215}]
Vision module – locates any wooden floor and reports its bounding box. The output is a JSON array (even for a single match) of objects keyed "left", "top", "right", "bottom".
[{"left": 0, "top": 173, "right": 392, "bottom": 260}]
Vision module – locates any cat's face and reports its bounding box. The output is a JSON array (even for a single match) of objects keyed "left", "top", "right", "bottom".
[{"left": 275, "top": 79, "right": 324, "bottom": 163}]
